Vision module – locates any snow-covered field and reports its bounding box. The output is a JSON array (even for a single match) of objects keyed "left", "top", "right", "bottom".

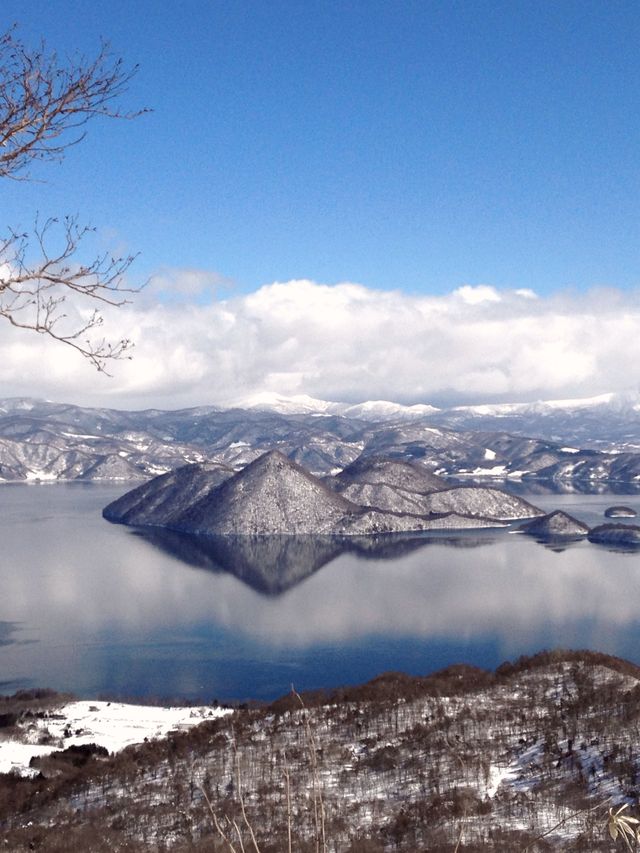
[{"left": 0, "top": 700, "right": 232, "bottom": 776}]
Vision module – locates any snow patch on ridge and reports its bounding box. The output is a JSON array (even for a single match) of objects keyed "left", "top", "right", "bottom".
[{"left": 0, "top": 700, "right": 232, "bottom": 777}]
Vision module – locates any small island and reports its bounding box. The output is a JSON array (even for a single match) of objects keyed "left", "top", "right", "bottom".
[
  {"left": 604, "top": 504, "right": 638, "bottom": 518},
  {"left": 519, "top": 510, "right": 589, "bottom": 540},
  {"left": 588, "top": 523, "right": 640, "bottom": 547}
]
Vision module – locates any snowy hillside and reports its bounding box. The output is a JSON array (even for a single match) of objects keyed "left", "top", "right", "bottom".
[{"left": 2, "top": 651, "right": 640, "bottom": 851}]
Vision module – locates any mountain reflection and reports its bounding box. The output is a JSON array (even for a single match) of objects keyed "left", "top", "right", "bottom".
[
  {"left": 131, "top": 529, "right": 496, "bottom": 595},
  {"left": 0, "top": 621, "right": 19, "bottom": 648},
  {"left": 4, "top": 484, "right": 640, "bottom": 703}
]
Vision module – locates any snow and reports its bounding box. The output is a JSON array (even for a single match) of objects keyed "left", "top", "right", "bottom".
[
  {"left": 486, "top": 762, "right": 520, "bottom": 797},
  {"left": 343, "top": 400, "right": 440, "bottom": 419},
  {"left": 219, "top": 392, "right": 441, "bottom": 420},
  {"left": 452, "top": 401, "right": 531, "bottom": 416},
  {"left": 25, "top": 470, "right": 57, "bottom": 481},
  {"left": 561, "top": 447, "right": 580, "bottom": 453},
  {"left": 484, "top": 448, "right": 497, "bottom": 461},
  {"left": 0, "top": 700, "right": 232, "bottom": 777},
  {"left": 224, "top": 391, "right": 334, "bottom": 415},
  {"left": 542, "top": 392, "right": 616, "bottom": 410},
  {"left": 60, "top": 432, "right": 101, "bottom": 440},
  {"left": 452, "top": 391, "right": 621, "bottom": 416},
  {"left": 457, "top": 465, "right": 507, "bottom": 477}
]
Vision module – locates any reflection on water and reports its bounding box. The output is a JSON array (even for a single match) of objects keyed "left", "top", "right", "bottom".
[
  {"left": 0, "top": 621, "right": 20, "bottom": 648},
  {"left": 133, "top": 530, "right": 496, "bottom": 594},
  {"left": 0, "top": 484, "right": 640, "bottom": 702}
]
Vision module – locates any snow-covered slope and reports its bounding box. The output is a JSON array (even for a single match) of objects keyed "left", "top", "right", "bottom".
[
  {"left": 174, "top": 451, "right": 361, "bottom": 535},
  {"left": 4, "top": 652, "right": 640, "bottom": 851},
  {"left": 0, "top": 700, "right": 231, "bottom": 777}
]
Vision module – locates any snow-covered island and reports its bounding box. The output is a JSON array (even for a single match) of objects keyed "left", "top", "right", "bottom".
[
  {"left": 104, "top": 451, "right": 640, "bottom": 561},
  {"left": 519, "top": 510, "right": 590, "bottom": 540},
  {"left": 588, "top": 522, "right": 640, "bottom": 547},
  {"left": 103, "top": 450, "right": 544, "bottom": 536}
]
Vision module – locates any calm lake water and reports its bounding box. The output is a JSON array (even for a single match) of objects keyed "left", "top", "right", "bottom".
[{"left": 1, "top": 483, "right": 639, "bottom": 703}]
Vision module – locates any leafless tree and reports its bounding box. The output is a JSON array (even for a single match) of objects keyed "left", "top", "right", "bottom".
[{"left": 0, "top": 26, "right": 148, "bottom": 370}]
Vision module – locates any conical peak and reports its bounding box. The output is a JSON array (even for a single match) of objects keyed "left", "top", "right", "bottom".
[
  {"left": 248, "top": 449, "right": 291, "bottom": 468},
  {"left": 237, "top": 449, "right": 308, "bottom": 480}
]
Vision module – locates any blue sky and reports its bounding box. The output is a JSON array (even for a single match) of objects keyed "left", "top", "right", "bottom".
[
  {"left": 4, "top": 0, "right": 640, "bottom": 295},
  {"left": 1, "top": 1, "right": 640, "bottom": 407}
]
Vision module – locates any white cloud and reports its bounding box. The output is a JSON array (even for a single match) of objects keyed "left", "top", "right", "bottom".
[
  {"left": 146, "top": 267, "right": 230, "bottom": 304},
  {"left": 454, "top": 284, "right": 502, "bottom": 304},
  {"left": 514, "top": 288, "right": 538, "bottom": 300},
  {"left": 0, "top": 277, "right": 638, "bottom": 409}
]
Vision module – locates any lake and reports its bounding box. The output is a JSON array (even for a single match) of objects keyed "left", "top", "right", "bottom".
[{"left": 0, "top": 483, "right": 639, "bottom": 703}]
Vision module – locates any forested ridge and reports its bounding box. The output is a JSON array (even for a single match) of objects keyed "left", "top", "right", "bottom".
[{"left": 2, "top": 650, "right": 640, "bottom": 850}]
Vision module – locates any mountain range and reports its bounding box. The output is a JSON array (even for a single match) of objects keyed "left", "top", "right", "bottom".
[
  {"left": 227, "top": 389, "right": 640, "bottom": 449},
  {"left": 0, "top": 392, "right": 639, "bottom": 488}
]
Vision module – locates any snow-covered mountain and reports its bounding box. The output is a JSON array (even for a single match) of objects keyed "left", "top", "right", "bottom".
[
  {"left": 435, "top": 391, "right": 640, "bottom": 449},
  {"left": 223, "top": 391, "right": 441, "bottom": 421},
  {"left": 213, "top": 389, "right": 640, "bottom": 451},
  {"left": 0, "top": 393, "right": 639, "bottom": 487},
  {"left": 257, "top": 390, "right": 640, "bottom": 453},
  {"left": 224, "top": 389, "right": 640, "bottom": 421}
]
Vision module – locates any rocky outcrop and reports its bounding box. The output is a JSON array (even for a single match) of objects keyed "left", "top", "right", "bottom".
[
  {"left": 588, "top": 523, "right": 640, "bottom": 547},
  {"left": 520, "top": 510, "right": 589, "bottom": 539},
  {"left": 326, "top": 457, "right": 541, "bottom": 521},
  {"left": 330, "top": 481, "right": 432, "bottom": 515},
  {"left": 327, "top": 457, "right": 449, "bottom": 515},
  {"left": 337, "top": 508, "right": 508, "bottom": 536},
  {"left": 330, "top": 456, "right": 447, "bottom": 494}
]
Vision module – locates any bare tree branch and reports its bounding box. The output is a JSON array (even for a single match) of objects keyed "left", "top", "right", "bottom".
[
  {"left": 0, "top": 26, "right": 147, "bottom": 369},
  {"left": 0, "top": 26, "right": 148, "bottom": 179},
  {"left": 0, "top": 215, "right": 138, "bottom": 372}
]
